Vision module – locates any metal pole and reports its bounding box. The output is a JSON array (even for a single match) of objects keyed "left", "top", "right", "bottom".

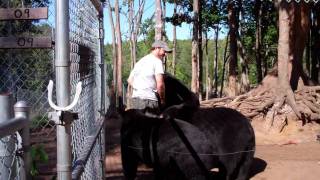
[
  {"left": 0, "top": 94, "right": 16, "bottom": 180},
  {"left": 14, "top": 101, "right": 30, "bottom": 180},
  {"left": 98, "top": 9, "right": 106, "bottom": 179},
  {"left": 55, "top": 0, "right": 71, "bottom": 179}
]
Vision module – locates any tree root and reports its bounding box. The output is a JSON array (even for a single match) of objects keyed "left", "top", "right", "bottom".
[{"left": 201, "top": 86, "right": 320, "bottom": 124}]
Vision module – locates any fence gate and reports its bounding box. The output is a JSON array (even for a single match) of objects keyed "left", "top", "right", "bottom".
[{"left": 0, "top": 0, "right": 107, "bottom": 179}]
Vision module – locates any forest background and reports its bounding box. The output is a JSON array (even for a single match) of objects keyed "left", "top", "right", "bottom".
[{"left": 104, "top": 0, "right": 320, "bottom": 135}]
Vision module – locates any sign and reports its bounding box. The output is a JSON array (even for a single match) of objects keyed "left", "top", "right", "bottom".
[
  {"left": 0, "top": 7, "right": 48, "bottom": 20},
  {"left": 0, "top": 37, "right": 52, "bottom": 49}
]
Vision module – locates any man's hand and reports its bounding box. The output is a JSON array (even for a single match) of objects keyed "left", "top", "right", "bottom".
[{"left": 155, "top": 73, "right": 165, "bottom": 107}]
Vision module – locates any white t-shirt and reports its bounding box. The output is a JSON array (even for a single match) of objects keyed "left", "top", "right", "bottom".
[{"left": 129, "top": 53, "right": 164, "bottom": 101}]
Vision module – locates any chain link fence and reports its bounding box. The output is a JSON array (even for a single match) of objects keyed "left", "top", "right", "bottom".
[
  {"left": 0, "top": 0, "right": 106, "bottom": 179},
  {"left": 69, "top": 0, "right": 106, "bottom": 179},
  {"left": 0, "top": 134, "right": 24, "bottom": 179},
  {"left": 0, "top": 0, "right": 55, "bottom": 179}
]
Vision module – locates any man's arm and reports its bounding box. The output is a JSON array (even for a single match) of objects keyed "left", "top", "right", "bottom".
[
  {"left": 127, "top": 71, "right": 134, "bottom": 86},
  {"left": 155, "top": 74, "right": 165, "bottom": 105}
]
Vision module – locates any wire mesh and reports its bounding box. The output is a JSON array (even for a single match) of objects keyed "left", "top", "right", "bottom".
[
  {"left": 69, "top": 0, "right": 105, "bottom": 179},
  {"left": 1, "top": 0, "right": 105, "bottom": 179},
  {"left": 0, "top": 0, "right": 55, "bottom": 179},
  {"left": 0, "top": 134, "right": 25, "bottom": 180}
]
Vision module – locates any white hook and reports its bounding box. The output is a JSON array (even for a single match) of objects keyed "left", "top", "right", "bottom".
[{"left": 47, "top": 80, "right": 82, "bottom": 111}]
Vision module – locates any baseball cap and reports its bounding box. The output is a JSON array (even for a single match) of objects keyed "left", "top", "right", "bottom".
[{"left": 152, "top": 40, "right": 172, "bottom": 52}]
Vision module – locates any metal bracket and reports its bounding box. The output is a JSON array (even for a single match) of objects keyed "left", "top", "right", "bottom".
[
  {"left": 48, "top": 110, "right": 78, "bottom": 125},
  {"left": 47, "top": 80, "right": 82, "bottom": 111}
]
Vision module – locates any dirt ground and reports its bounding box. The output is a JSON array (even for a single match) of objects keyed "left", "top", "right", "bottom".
[
  {"left": 250, "top": 119, "right": 320, "bottom": 180},
  {"left": 105, "top": 116, "right": 320, "bottom": 180}
]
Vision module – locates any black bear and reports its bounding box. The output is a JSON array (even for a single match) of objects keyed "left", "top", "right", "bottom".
[
  {"left": 163, "top": 73, "right": 199, "bottom": 110},
  {"left": 162, "top": 105, "right": 255, "bottom": 180},
  {"left": 120, "top": 109, "right": 219, "bottom": 180},
  {"left": 120, "top": 107, "right": 255, "bottom": 180},
  {"left": 161, "top": 74, "right": 255, "bottom": 180},
  {"left": 120, "top": 73, "right": 255, "bottom": 180}
]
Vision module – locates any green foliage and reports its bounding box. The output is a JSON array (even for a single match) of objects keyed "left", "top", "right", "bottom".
[
  {"left": 105, "top": 37, "right": 230, "bottom": 90},
  {"left": 174, "top": 40, "right": 192, "bottom": 86},
  {"left": 140, "top": 17, "right": 155, "bottom": 43},
  {"left": 30, "top": 115, "right": 50, "bottom": 129},
  {"left": 0, "top": 1, "right": 53, "bottom": 93},
  {"left": 104, "top": 0, "right": 283, "bottom": 94},
  {"left": 30, "top": 144, "right": 49, "bottom": 177}
]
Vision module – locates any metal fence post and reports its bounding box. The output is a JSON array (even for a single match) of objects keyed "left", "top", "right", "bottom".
[
  {"left": 14, "top": 101, "right": 30, "bottom": 180},
  {"left": 0, "top": 94, "right": 16, "bottom": 179},
  {"left": 55, "top": 0, "right": 71, "bottom": 179},
  {"left": 98, "top": 10, "right": 106, "bottom": 179}
]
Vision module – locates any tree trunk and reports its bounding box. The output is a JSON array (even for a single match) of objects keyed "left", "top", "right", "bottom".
[
  {"left": 191, "top": 0, "right": 199, "bottom": 97},
  {"left": 237, "top": 36, "right": 250, "bottom": 93},
  {"left": 115, "top": 0, "right": 123, "bottom": 103},
  {"left": 106, "top": 0, "right": 117, "bottom": 107},
  {"left": 213, "top": 27, "right": 219, "bottom": 96},
  {"left": 155, "top": 0, "right": 163, "bottom": 40},
  {"left": 290, "top": 2, "right": 310, "bottom": 90},
  {"left": 172, "top": 0, "right": 177, "bottom": 75},
  {"left": 214, "top": 0, "right": 223, "bottom": 96},
  {"left": 202, "top": 0, "right": 320, "bottom": 134},
  {"left": 198, "top": 2, "right": 203, "bottom": 100},
  {"left": 255, "top": 0, "right": 263, "bottom": 83},
  {"left": 265, "top": 1, "right": 301, "bottom": 131},
  {"left": 306, "top": 14, "right": 311, "bottom": 77},
  {"left": 227, "top": 0, "right": 238, "bottom": 96},
  {"left": 127, "top": 0, "right": 134, "bottom": 108},
  {"left": 277, "top": 1, "right": 293, "bottom": 103},
  {"left": 220, "top": 34, "right": 229, "bottom": 97},
  {"left": 129, "top": 0, "right": 134, "bottom": 69},
  {"left": 311, "top": 5, "right": 320, "bottom": 82},
  {"left": 238, "top": 0, "right": 249, "bottom": 93},
  {"left": 129, "top": 0, "right": 145, "bottom": 67},
  {"left": 162, "top": 0, "right": 166, "bottom": 40},
  {"left": 205, "top": 34, "right": 211, "bottom": 100},
  {"left": 162, "top": 0, "right": 167, "bottom": 69}
]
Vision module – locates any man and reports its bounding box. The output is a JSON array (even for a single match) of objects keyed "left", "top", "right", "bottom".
[{"left": 127, "top": 40, "right": 172, "bottom": 113}]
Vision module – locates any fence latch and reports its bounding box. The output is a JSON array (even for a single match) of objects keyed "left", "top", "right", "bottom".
[
  {"left": 47, "top": 80, "right": 81, "bottom": 125},
  {"left": 48, "top": 110, "right": 78, "bottom": 125},
  {"left": 47, "top": 80, "right": 82, "bottom": 111}
]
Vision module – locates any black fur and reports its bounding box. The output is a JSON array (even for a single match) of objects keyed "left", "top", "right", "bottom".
[
  {"left": 163, "top": 73, "right": 199, "bottom": 110},
  {"left": 120, "top": 74, "right": 255, "bottom": 180},
  {"left": 120, "top": 109, "right": 217, "bottom": 180},
  {"left": 162, "top": 106, "right": 255, "bottom": 180}
]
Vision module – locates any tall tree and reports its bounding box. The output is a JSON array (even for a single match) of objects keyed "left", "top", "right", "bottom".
[
  {"left": 106, "top": 0, "right": 118, "bottom": 106},
  {"left": 128, "top": 0, "right": 145, "bottom": 67},
  {"left": 264, "top": 1, "right": 297, "bottom": 130},
  {"left": 238, "top": 0, "right": 250, "bottom": 93},
  {"left": 227, "top": 0, "right": 238, "bottom": 96},
  {"left": 255, "top": 0, "right": 263, "bottom": 83},
  {"left": 191, "top": 0, "right": 200, "bottom": 96},
  {"left": 172, "top": 0, "right": 177, "bottom": 75},
  {"left": 162, "top": 0, "right": 167, "bottom": 41},
  {"left": 290, "top": 2, "right": 311, "bottom": 90},
  {"left": 155, "top": 0, "right": 163, "bottom": 40},
  {"left": 115, "top": 0, "right": 123, "bottom": 103},
  {"left": 198, "top": 0, "right": 203, "bottom": 100},
  {"left": 213, "top": 0, "right": 224, "bottom": 96},
  {"left": 204, "top": 33, "right": 210, "bottom": 100},
  {"left": 311, "top": 5, "right": 320, "bottom": 82}
]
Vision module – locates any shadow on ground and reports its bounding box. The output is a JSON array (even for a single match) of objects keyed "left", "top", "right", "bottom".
[{"left": 249, "top": 158, "right": 267, "bottom": 178}]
